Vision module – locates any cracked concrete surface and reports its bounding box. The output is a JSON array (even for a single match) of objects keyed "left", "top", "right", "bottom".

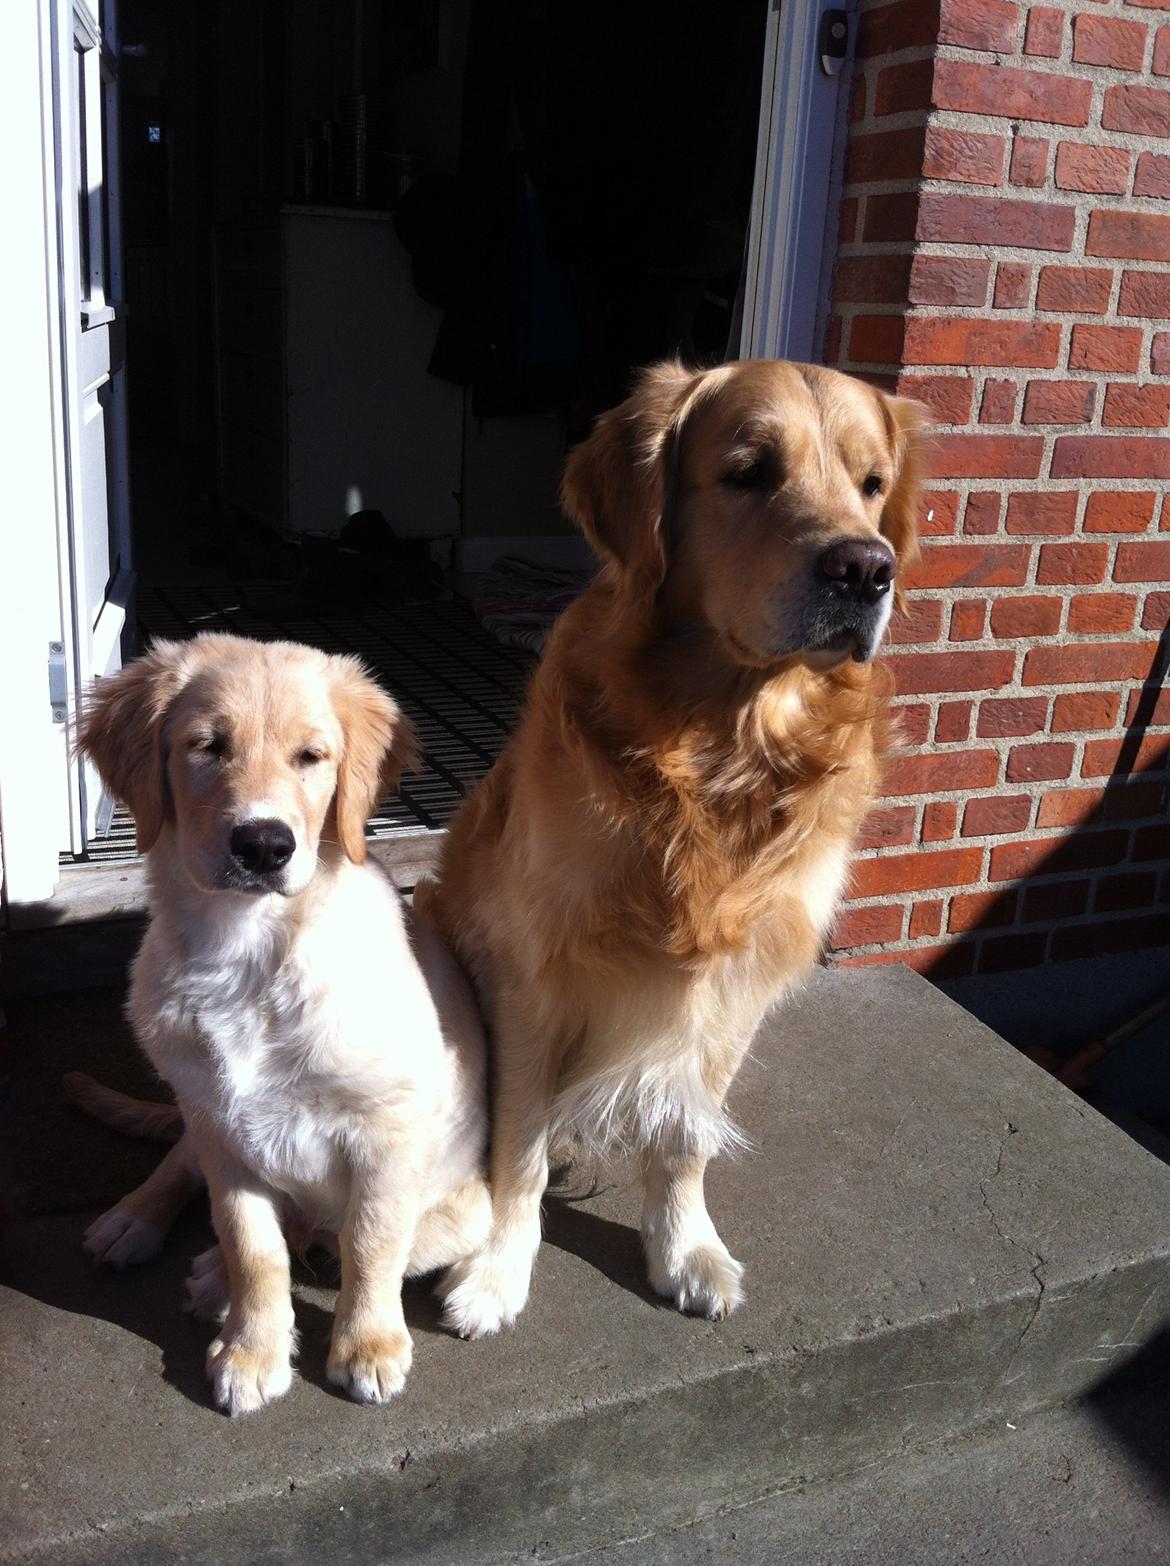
[{"left": 4, "top": 964, "right": 1170, "bottom": 1564}]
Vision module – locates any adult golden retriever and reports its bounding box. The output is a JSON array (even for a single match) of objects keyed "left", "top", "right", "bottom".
[
  {"left": 75, "top": 635, "right": 490, "bottom": 1412},
  {"left": 423, "top": 358, "right": 925, "bottom": 1337}
]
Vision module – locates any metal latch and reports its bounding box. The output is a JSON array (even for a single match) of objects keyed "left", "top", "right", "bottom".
[
  {"left": 49, "top": 641, "right": 67, "bottom": 723},
  {"left": 819, "top": 9, "right": 849, "bottom": 76}
]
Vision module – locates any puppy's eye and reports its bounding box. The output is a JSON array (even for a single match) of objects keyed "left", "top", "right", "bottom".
[
  {"left": 191, "top": 736, "right": 225, "bottom": 759},
  {"left": 297, "top": 749, "right": 324, "bottom": 767},
  {"left": 862, "top": 473, "right": 884, "bottom": 499},
  {"left": 723, "top": 458, "right": 776, "bottom": 492}
]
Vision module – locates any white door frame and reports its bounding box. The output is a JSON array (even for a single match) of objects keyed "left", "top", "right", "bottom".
[{"left": 741, "top": 0, "right": 848, "bottom": 364}]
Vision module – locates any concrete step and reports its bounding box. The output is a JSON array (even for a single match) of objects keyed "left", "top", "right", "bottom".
[{"left": 3, "top": 964, "right": 1170, "bottom": 1565}]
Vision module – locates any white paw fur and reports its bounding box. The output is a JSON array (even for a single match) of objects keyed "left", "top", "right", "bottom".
[
  {"left": 439, "top": 1232, "right": 539, "bottom": 1339},
  {"left": 327, "top": 1329, "right": 414, "bottom": 1404},
  {"left": 83, "top": 1207, "right": 165, "bottom": 1268},
  {"left": 184, "top": 1246, "right": 230, "bottom": 1322},
  {"left": 643, "top": 1222, "right": 745, "bottom": 1320},
  {"left": 207, "top": 1329, "right": 294, "bottom": 1416}
]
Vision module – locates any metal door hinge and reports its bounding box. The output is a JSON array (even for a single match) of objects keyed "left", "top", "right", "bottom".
[
  {"left": 819, "top": 9, "right": 849, "bottom": 76},
  {"left": 49, "top": 642, "right": 67, "bottom": 723}
]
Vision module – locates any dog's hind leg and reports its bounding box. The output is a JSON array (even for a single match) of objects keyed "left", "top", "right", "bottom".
[
  {"left": 408, "top": 1175, "right": 492, "bottom": 1277},
  {"left": 83, "top": 1132, "right": 205, "bottom": 1267}
]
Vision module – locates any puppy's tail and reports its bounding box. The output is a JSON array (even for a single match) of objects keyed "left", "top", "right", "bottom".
[{"left": 63, "top": 1071, "right": 183, "bottom": 1143}]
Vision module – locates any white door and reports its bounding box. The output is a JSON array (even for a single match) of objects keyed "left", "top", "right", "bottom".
[{"left": 54, "top": 0, "right": 134, "bottom": 851}]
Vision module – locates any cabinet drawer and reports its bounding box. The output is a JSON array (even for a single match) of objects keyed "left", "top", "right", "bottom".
[
  {"left": 219, "top": 352, "right": 283, "bottom": 441},
  {"left": 216, "top": 224, "right": 280, "bottom": 288},
  {"left": 220, "top": 421, "right": 283, "bottom": 524},
  {"left": 217, "top": 286, "right": 282, "bottom": 360}
]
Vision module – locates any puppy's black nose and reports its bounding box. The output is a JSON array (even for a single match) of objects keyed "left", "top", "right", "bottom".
[
  {"left": 817, "top": 539, "right": 895, "bottom": 605},
  {"left": 230, "top": 819, "right": 296, "bottom": 874}
]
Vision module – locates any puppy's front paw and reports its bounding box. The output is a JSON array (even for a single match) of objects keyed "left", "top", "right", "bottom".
[
  {"left": 439, "top": 1243, "right": 534, "bottom": 1339},
  {"left": 207, "top": 1329, "right": 293, "bottom": 1415},
  {"left": 83, "top": 1206, "right": 165, "bottom": 1268},
  {"left": 645, "top": 1235, "right": 745, "bottom": 1321},
  {"left": 184, "top": 1246, "right": 230, "bottom": 1322},
  {"left": 327, "top": 1326, "right": 413, "bottom": 1404}
]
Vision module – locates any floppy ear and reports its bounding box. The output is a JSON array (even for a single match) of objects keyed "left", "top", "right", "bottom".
[
  {"left": 76, "top": 641, "right": 190, "bottom": 853},
  {"left": 331, "top": 658, "right": 420, "bottom": 864},
  {"left": 878, "top": 394, "right": 929, "bottom": 613},
  {"left": 561, "top": 360, "right": 704, "bottom": 592}
]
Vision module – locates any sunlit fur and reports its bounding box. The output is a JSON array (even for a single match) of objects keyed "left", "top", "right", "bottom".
[
  {"left": 419, "top": 358, "right": 925, "bottom": 1337},
  {"left": 77, "top": 634, "right": 490, "bottom": 1413}
]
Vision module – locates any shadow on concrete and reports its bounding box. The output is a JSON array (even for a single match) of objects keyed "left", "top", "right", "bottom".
[
  {"left": 543, "top": 1192, "right": 661, "bottom": 1309},
  {"left": 1083, "top": 1325, "right": 1170, "bottom": 1501}
]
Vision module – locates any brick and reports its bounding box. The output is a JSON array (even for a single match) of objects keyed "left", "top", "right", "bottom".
[
  {"left": 1095, "top": 873, "right": 1158, "bottom": 914},
  {"left": 909, "top": 900, "right": 944, "bottom": 940},
  {"left": 994, "top": 263, "right": 1031, "bottom": 309},
  {"left": 934, "top": 700, "right": 972, "bottom": 741},
  {"left": 918, "top": 193, "right": 1074, "bottom": 251},
  {"left": 1052, "top": 437, "right": 1170, "bottom": 479},
  {"left": 1024, "top": 7, "right": 1063, "bottom": 57},
  {"left": 1036, "top": 266, "right": 1112, "bottom": 314},
  {"left": 978, "top": 933, "right": 1050, "bottom": 974},
  {"left": 1022, "top": 642, "right": 1157, "bottom": 684},
  {"left": 1009, "top": 136, "right": 1048, "bottom": 188},
  {"left": 1055, "top": 143, "right": 1131, "bottom": 195},
  {"left": 1053, "top": 691, "right": 1122, "bottom": 733},
  {"left": 906, "top": 543, "right": 1030, "bottom": 590},
  {"left": 988, "top": 830, "right": 1128, "bottom": 881},
  {"left": 858, "top": 0, "right": 940, "bottom": 58},
  {"left": 1006, "top": 742, "right": 1074, "bottom": 783},
  {"left": 885, "top": 649, "right": 1016, "bottom": 695},
  {"left": 833, "top": 255, "right": 912, "bottom": 305},
  {"left": 923, "top": 127, "right": 1007, "bottom": 186},
  {"left": 1144, "top": 591, "right": 1170, "bottom": 628},
  {"left": 1083, "top": 733, "right": 1170, "bottom": 777},
  {"left": 930, "top": 435, "right": 1045, "bottom": 479},
  {"left": 907, "top": 256, "right": 991, "bottom": 307},
  {"left": 1126, "top": 685, "right": 1170, "bottom": 726},
  {"left": 1115, "top": 540, "right": 1170, "bottom": 580},
  {"left": 1005, "top": 490, "right": 1079, "bottom": 533},
  {"left": 989, "top": 595, "right": 1062, "bottom": 637},
  {"left": 977, "top": 696, "right": 1048, "bottom": 737},
  {"left": 1102, "top": 85, "right": 1170, "bottom": 138},
  {"left": 1103, "top": 384, "right": 1170, "bottom": 429},
  {"left": 949, "top": 602, "right": 985, "bottom": 642},
  {"left": 850, "top": 315, "right": 906, "bottom": 365},
  {"left": 1036, "top": 789, "right": 1102, "bottom": 828},
  {"left": 963, "top": 795, "right": 1032, "bottom": 836},
  {"left": 1088, "top": 210, "right": 1170, "bottom": 262},
  {"left": 885, "top": 750, "right": 1000, "bottom": 795},
  {"left": 1036, "top": 541, "right": 1110, "bottom": 585},
  {"left": 897, "top": 376, "right": 973, "bottom": 425},
  {"left": 1134, "top": 152, "right": 1170, "bottom": 199},
  {"left": 1073, "top": 14, "right": 1148, "bottom": 71},
  {"left": 863, "top": 193, "right": 921, "bottom": 243},
  {"left": 856, "top": 805, "right": 918, "bottom": 852},
  {"left": 1021, "top": 380, "right": 1095, "bottom": 425},
  {"left": 1067, "top": 594, "right": 1138, "bottom": 634},
  {"left": 948, "top": 888, "right": 1018, "bottom": 933},
  {"left": 1068, "top": 325, "right": 1143, "bottom": 374},
  {"left": 1104, "top": 781, "right": 1166, "bottom": 822},
  {"left": 980, "top": 379, "right": 1017, "bottom": 424},
  {"left": 852, "top": 847, "right": 984, "bottom": 898},
  {"left": 895, "top": 701, "right": 934, "bottom": 747},
  {"left": 922, "top": 801, "right": 959, "bottom": 842},
  {"left": 1023, "top": 880, "right": 1090, "bottom": 922},
  {"left": 885, "top": 598, "right": 944, "bottom": 645},
  {"left": 1118, "top": 271, "right": 1170, "bottom": 319},
  {"left": 906, "top": 943, "right": 979, "bottom": 979},
  {"left": 849, "top": 74, "right": 866, "bottom": 125},
  {"left": 933, "top": 61, "right": 1092, "bottom": 125},
  {"left": 875, "top": 59, "right": 935, "bottom": 116},
  {"left": 837, "top": 199, "right": 858, "bottom": 246},
  {"left": 905, "top": 318, "right": 1059, "bottom": 370},
  {"left": 1156, "top": 24, "right": 1170, "bottom": 75},
  {"left": 940, "top": 0, "right": 1018, "bottom": 52},
  {"left": 1052, "top": 913, "right": 1170, "bottom": 963},
  {"left": 964, "top": 492, "right": 1001, "bottom": 535},
  {"left": 1154, "top": 334, "right": 1170, "bottom": 376},
  {"left": 846, "top": 128, "right": 928, "bottom": 184},
  {"left": 831, "top": 903, "right": 905, "bottom": 949},
  {"left": 1084, "top": 491, "right": 1156, "bottom": 532},
  {"left": 1135, "top": 824, "right": 1170, "bottom": 862}
]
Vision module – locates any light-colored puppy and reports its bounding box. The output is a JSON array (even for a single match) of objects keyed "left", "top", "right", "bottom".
[
  {"left": 77, "top": 633, "right": 490, "bottom": 1413},
  {"left": 420, "top": 358, "right": 925, "bottom": 1338}
]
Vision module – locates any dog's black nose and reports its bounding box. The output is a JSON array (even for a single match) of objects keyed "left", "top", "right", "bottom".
[
  {"left": 230, "top": 819, "right": 296, "bottom": 875},
  {"left": 817, "top": 539, "right": 895, "bottom": 605}
]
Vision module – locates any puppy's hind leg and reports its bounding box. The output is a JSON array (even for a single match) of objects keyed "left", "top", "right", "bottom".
[
  {"left": 83, "top": 1132, "right": 205, "bottom": 1267},
  {"left": 408, "top": 1175, "right": 492, "bottom": 1277}
]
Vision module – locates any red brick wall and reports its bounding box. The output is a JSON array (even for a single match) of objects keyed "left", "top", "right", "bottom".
[{"left": 828, "top": 0, "right": 1170, "bottom": 976}]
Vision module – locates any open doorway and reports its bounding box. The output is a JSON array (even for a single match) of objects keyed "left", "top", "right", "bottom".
[{"left": 75, "top": 0, "right": 771, "bottom": 865}]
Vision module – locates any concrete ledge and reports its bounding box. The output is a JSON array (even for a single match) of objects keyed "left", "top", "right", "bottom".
[{"left": 4, "top": 965, "right": 1170, "bottom": 1563}]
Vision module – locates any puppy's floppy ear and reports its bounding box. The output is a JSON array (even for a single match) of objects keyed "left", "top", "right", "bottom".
[
  {"left": 561, "top": 360, "right": 705, "bottom": 592},
  {"left": 76, "top": 640, "right": 190, "bottom": 852},
  {"left": 877, "top": 394, "right": 929, "bottom": 612},
  {"left": 331, "top": 657, "right": 419, "bottom": 864}
]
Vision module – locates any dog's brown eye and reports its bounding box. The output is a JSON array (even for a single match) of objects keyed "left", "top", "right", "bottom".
[
  {"left": 724, "top": 457, "right": 775, "bottom": 492},
  {"left": 192, "top": 736, "right": 225, "bottom": 759},
  {"left": 298, "top": 750, "right": 324, "bottom": 767},
  {"left": 862, "top": 473, "right": 883, "bottom": 499}
]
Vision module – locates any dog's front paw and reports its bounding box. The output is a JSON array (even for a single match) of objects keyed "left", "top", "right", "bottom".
[
  {"left": 83, "top": 1206, "right": 165, "bottom": 1268},
  {"left": 439, "top": 1243, "right": 535, "bottom": 1339},
  {"left": 207, "top": 1329, "right": 293, "bottom": 1415},
  {"left": 645, "top": 1235, "right": 745, "bottom": 1321},
  {"left": 327, "top": 1326, "right": 413, "bottom": 1404},
  {"left": 184, "top": 1246, "right": 230, "bottom": 1322}
]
